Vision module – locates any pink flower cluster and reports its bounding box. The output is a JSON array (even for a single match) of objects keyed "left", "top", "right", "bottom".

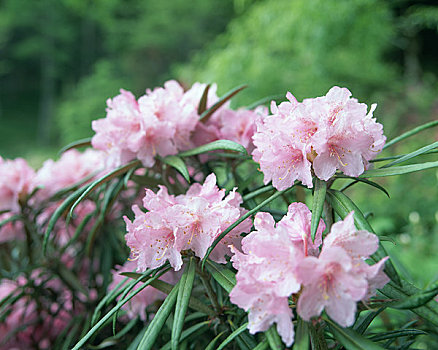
[
  {"left": 110, "top": 260, "right": 179, "bottom": 321},
  {"left": 253, "top": 87, "right": 386, "bottom": 189},
  {"left": 92, "top": 80, "right": 267, "bottom": 169},
  {"left": 125, "top": 173, "right": 252, "bottom": 271},
  {"left": 230, "top": 204, "right": 389, "bottom": 346}
]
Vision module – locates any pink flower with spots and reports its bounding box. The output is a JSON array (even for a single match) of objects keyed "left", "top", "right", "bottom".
[
  {"left": 0, "top": 157, "right": 35, "bottom": 213},
  {"left": 229, "top": 202, "right": 324, "bottom": 346},
  {"left": 125, "top": 174, "right": 251, "bottom": 271},
  {"left": 252, "top": 87, "right": 386, "bottom": 189}
]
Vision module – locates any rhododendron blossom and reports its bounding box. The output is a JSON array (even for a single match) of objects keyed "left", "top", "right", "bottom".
[
  {"left": 252, "top": 87, "right": 386, "bottom": 189},
  {"left": 230, "top": 204, "right": 389, "bottom": 345},
  {"left": 125, "top": 173, "right": 252, "bottom": 271},
  {"left": 0, "top": 157, "right": 35, "bottom": 212}
]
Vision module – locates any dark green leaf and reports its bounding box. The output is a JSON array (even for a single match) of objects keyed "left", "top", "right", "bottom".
[
  {"left": 59, "top": 137, "right": 92, "bottom": 154},
  {"left": 162, "top": 155, "right": 190, "bottom": 183},
  {"left": 243, "top": 185, "right": 274, "bottom": 202},
  {"left": 0, "top": 214, "right": 21, "bottom": 228},
  {"left": 383, "top": 120, "right": 438, "bottom": 149},
  {"left": 171, "top": 257, "right": 196, "bottom": 350},
  {"left": 368, "top": 329, "right": 426, "bottom": 342},
  {"left": 162, "top": 321, "right": 210, "bottom": 350},
  {"left": 354, "top": 308, "right": 385, "bottom": 334},
  {"left": 197, "top": 84, "right": 211, "bottom": 115},
  {"left": 311, "top": 178, "right": 327, "bottom": 242},
  {"left": 337, "top": 176, "right": 390, "bottom": 198},
  {"left": 252, "top": 340, "right": 269, "bottom": 350},
  {"left": 178, "top": 140, "right": 247, "bottom": 157},
  {"left": 360, "top": 161, "right": 438, "bottom": 178},
  {"left": 216, "top": 322, "right": 249, "bottom": 350},
  {"left": 205, "top": 260, "right": 236, "bottom": 293},
  {"left": 390, "top": 280, "right": 438, "bottom": 309},
  {"left": 199, "top": 84, "right": 247, "bottom": 122},
  {"left": 137, "top": 281, "right": 180, "bottom": 350},
  {"left": 326, "top": 318, "right": 384, "bottom": 350},
  {"left": 293, "top": 318, "right": 310, "bottom": 350},
  {"left": 205, "top": 331, "right": 227, "bottom": 350}
]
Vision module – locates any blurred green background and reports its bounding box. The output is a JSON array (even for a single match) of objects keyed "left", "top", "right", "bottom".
[{"left": 0, "top": 0, "right": 437, "bottom": 288}]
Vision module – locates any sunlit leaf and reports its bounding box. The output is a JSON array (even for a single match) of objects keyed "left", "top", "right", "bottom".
[
  {"left": 59, "top": 137, "right": 92, "bottom": 154},
  {"left": 383, "top": 120, "right": 438, "bottom": 149},
  {"left": 293, "top": 318, "right": 309, "bottom": 350},
  {"left": 390, "top": 280, "right": 438, "bottom": 309},
  {"left": 216, "top": 322, "right": 249, "bottom": 350},
  {"left": 178, "top": 139, "right": 247, "bottom": 157},
  {"left": 162, "top": 155, "right": 190, "bottom": 183},
  {"left": 380, "top": 141, "right": 438, "bottom": 168},
  {"left": 205, "top": 260, "right": 236, "bottom": 293},
  {"left": 360, "top": 161, "right": 438, "bottom": 178},
  {"left": 265, "top": 325, "right": 283, "bottom": 350}
]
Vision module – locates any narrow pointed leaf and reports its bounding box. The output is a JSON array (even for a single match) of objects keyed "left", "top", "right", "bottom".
[
  {"left": 199, "top": 84, "right": 247, "bottom": 122},
  {"left": 42, "top": 184, "right": 89, "bottom": 254},
  {"left": 253, "top": 340, "right": 269, "bottom": 350},
  {"left": 327, "top": 189, "right": 401, "bottom": 286},
  {"left": 137, "top": 281, "right": 180, "bottom": 350},
  {"left": 337, "top": 176, "right": 390, "bottom": 198},
  {"left": 354, "top": 308, "right": 385, "bottom": 334},
  {"left": 246, "top": 94, "right": 285, "bottom": 110},
  {"left": 293, "top": 318, "right": 310, "bottom": 350},
  {"left": 216, "top": 322, "right": 249, "bottom": 350},
  {"left": 69, "top": 160, "right": 141, "bottom": 218},
  {"left": 0, "top": 214, "right": 21, "bottom": 228},
  {"left": 383, "top": 120, "right": 438, "bottom": 149},
  {"left": 198, "top": 84, "right": 211, "bottom": 114},
  {"left": 171, "top": 258, "right": 196, "bottom": 350},
  {"left": 360, "top": 161, "right": 438, "bottom": 178},
  {"left": 380, "top": 141, "right": 438, "bottom": 168},
  {"left": 162, "top": 321, "right": 210, "bottom": 350},
  {"left": 390, "top": 280, "right": 438, "bottom": 309},
  {"left": 202, "top": 188, "right": 292, "bottom": 269},
  {"left": 179, "top": 140, "right": 247, "bottom": 157},
  {"left": 205, "top": 331, "right": 227, "bottom": 350},
  {"left": 326, "top": 318, "right": 384, "bottom": 350},
  {"left": 59, "top": 137, "right": 92, "bottom": 154},
  {"left": 205, "top": 260, "right": 236, "bottom": 293},
  {"left": 243, "top": 185, "right": 274, "bottom": 202},
  {"left": 265, "top": 325, "right": 283, "bottom": 350},
  {"left": 311, "top": 178, "right": 327, "bottom": 242},
  {"left": 162, "top": 155, "right": 190, "bottom": 183},
  {"left": 369, "top": 329, "right": 426, "bottom": 342},
  {"left": 71, "top": 269, "right": 166, "bottom": 350}
]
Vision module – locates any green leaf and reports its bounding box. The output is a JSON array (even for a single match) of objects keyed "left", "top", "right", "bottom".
[
  {"left": 360, "top": 161, "right": 438, "bottom": 178},
  {"left": 354, "top": 308, "right": 385, "bottom": 334},
  {"left": 69, "top": 160, "right": 141, "bottom": 218},
  {"left": 71, "top": 268, "right": 166, "bottom": 350},
  {"left": 252, "top": 340, "right": 269, "bottom": 350},
  {"left": 199, "top": 84, "right": 247, "bottom": 122},
  {"left": 58, "top": 137, "right": 92, "bottom": 154},
  {"left": 202, "top": 187, "right": 293, "bottom": 269},
  {"left": 293, "top": 318, "right": 310, "bottom": 350},
  {"left": 383, "top": 120, "right": 438, "bottom": 149},
  {"left": 311, "top": 178, "right": 327, "bottom": 242},
  {"left": 42, "top": 184, "right": 89, "bottom": 255},
  {"left": 265, "top": 325, "right": 283, "bottom": 350},
  {"left": 380, "top": 141, "right": 438, "bottom": 168},
  {"left": 171, "top": 257, "right": 196, "bottom": 350},
  {"left": 162, "top": 321, "right": 210, "bottom": 350},
  {"left": 390, "top": 280, "right": 438, "bottom": 309},
  {"left": 205, "top": 331, "right": 227, "bottom": 350},
  {"left": 327, "top": 190, "right": 401, "bottom": 286},
  {"left": 326, "top": 318, "right": 384, "bottom": 350},
  {"left": 205, "top": 260, "right": 236, "bottom": 293},
  {"left": 197, "top": 84, "right": 211, "bottom": 115},
  {"left": 216, "top": 322, "right": 249, "bottom": 350},
  {"left": 162, "top": 155, "right": 190, "bottom": 183},
  {"left": 0, "top": 214, "right": 21, "bottom": 228},
  {"left": 137, "top": 281, "right": 180, "bottom": 350},
  {"left": 243, "top": 185, "right": 274, "bottom": 202},
  {"left": 368, "top": 329, "right": 427, "bottom": 342},
  {"left": 178, "top": 139, "right": 247, "bottom": 157},
  {"left": 337, "top": 176, "right": 390, "bottom": 198}
]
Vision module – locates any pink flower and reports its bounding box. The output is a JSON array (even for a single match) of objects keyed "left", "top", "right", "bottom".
[
  {"left": 0, "top": 212, "right": 25, "bottom": 243},
  {"left": 0, "top": 157, "right": 35, "bottom": 213},
  {"left": 296, "top": 246, "right": 368, "bottom": 327},
  {"left": 35, "top": 149, "right": 104, "bottom": 200},
  {"left": 252, "top": 87, "right": 386, "bottom": 189},
  {"left": 110, "top": 260, "right": 178, "bottom": 321},
  {"left": 125, "top": 174, "right": 251, "bottom": 271}
]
